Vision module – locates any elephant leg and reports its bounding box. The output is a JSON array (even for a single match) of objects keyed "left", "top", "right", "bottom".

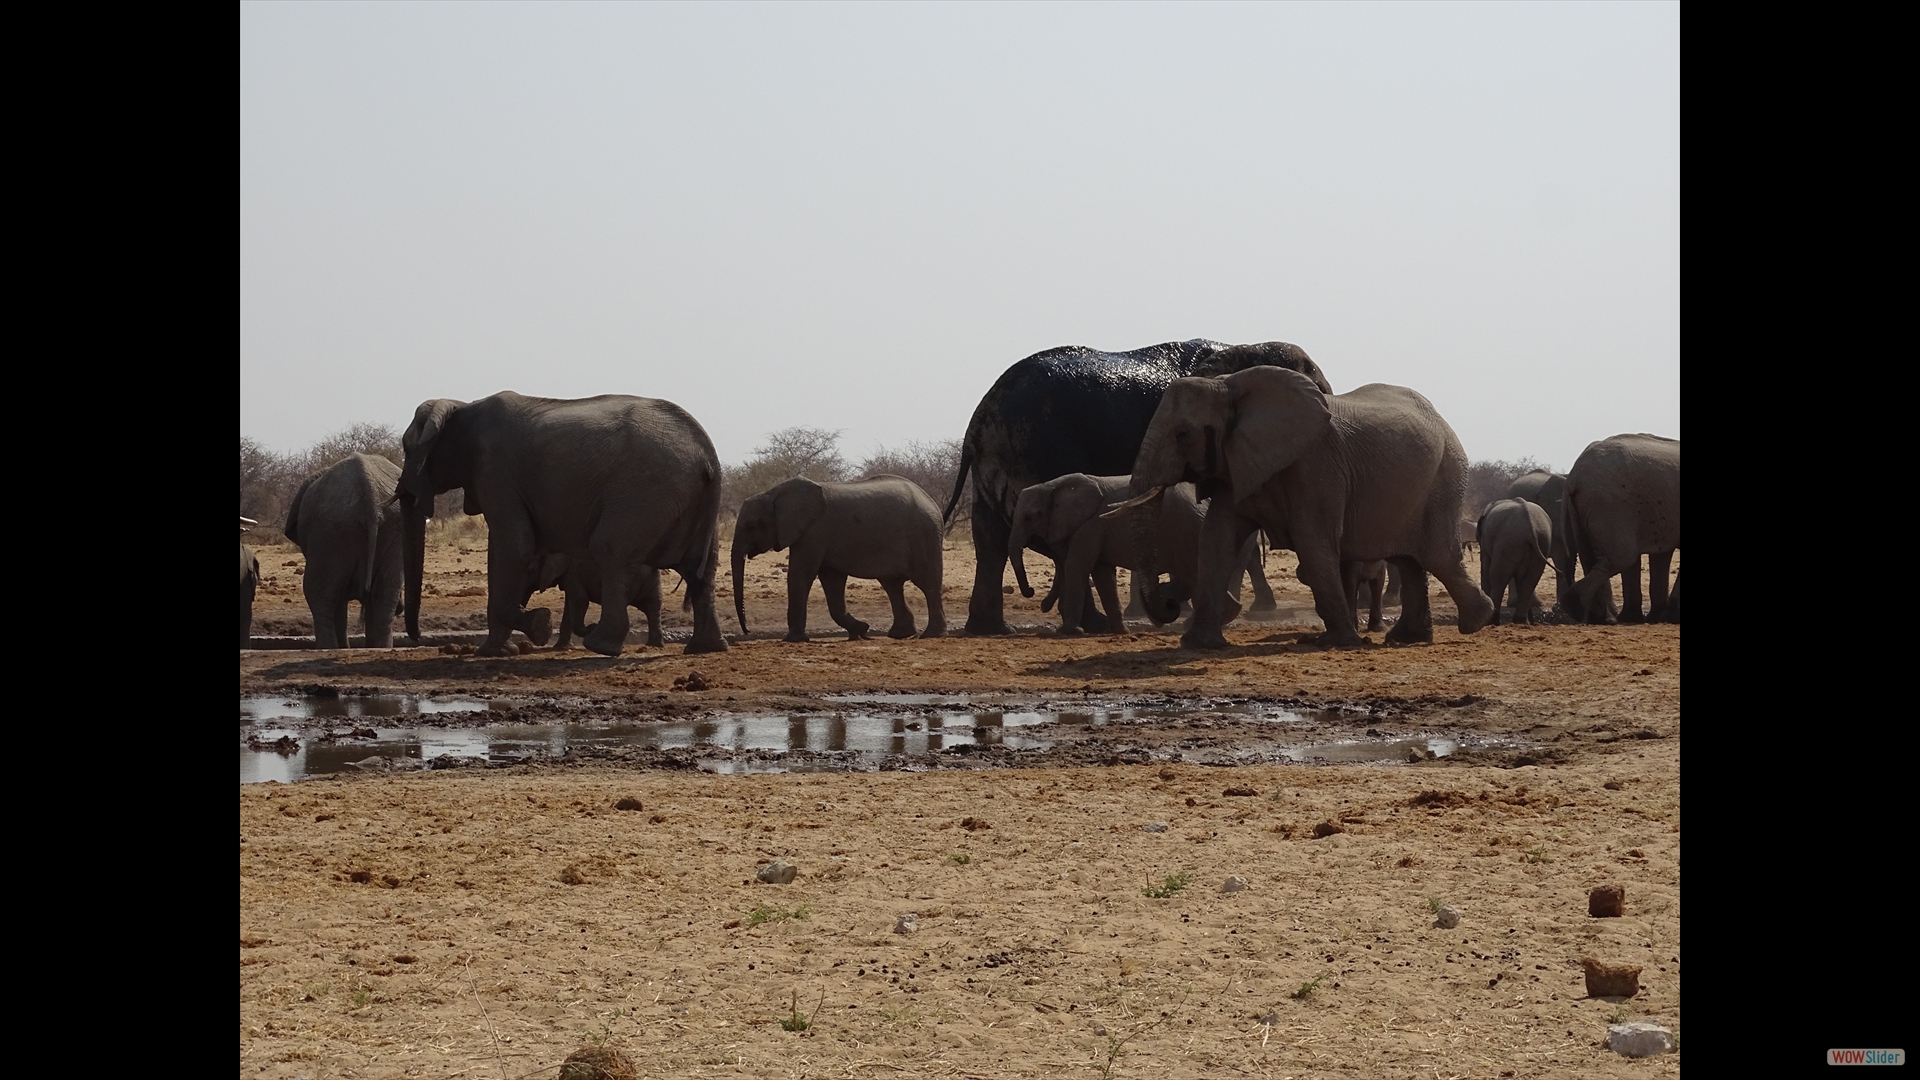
[
  {"left": 878, "top": 576, "right": 917, "bottom": 639},
  {"left": 313, "top": 594, "right": 349, "bottom": 650},
  {"left": 1647, "top": 549, "right": 1674, "bottom": 622},
  {"left": 480, "top": 528, "right": 541, "bottom": 656},
  {"left": 965, "top": 498, "right": 1014, "bottom": 636},
  {"left": 1180, "top": 504, "right": 1254, "bottom": 650},
  {"left": 1571, "top": 554, "right": 1620, "bottom": 625},
  {"left": 915, "top": 562, "right": 946, "bottom": 638},
  {"left": 1383, "top": 562, "right": 1402, "bottom": 607},
  {"left": 1367, "top": 577, "right": 1385, "bottom": 633},
  {"left": 554, "top": 588, "right": 587, "bottom": 650},
  {"left": 1092, "top": 565, "right": 1126, "bottom": 635},
  {"left": 1617, "top": 553, "right": 1646, "bottom": 624},
  {"left": 1123, "top": 574, "right": 1146, "bottom": 618},
  {"left": 680, "top": 533, "right": 728, "bottom": 655},
  {"left": 784, "top": 563, "right": 820, "bottom": 643},
  {"left": 1341, "top": 562, "right": 1364, "bottom": 631},
  {"left": 1665, "top": 570, "right": 1681, "bottom": 623},
  {"left": 1299, "top": 547, "right": 1363, "bottom": 648},
  {"left": 1430, "top": 553, "right": 1495, "bottom": 635},
  {"left": 822, "top": 570, "right": 873, "bottom": 640},
  {"left": 1055, "top": 561, "right": 1087, "bottom": 636},
  {"left": 241, "top": 587, "right": 256, "bottom": 649},
  {"left": 1079, "top": 582, "right": 1118, "bottom": 633},
  {"left": 1514, "top": 558, "right": 1546, "bottom": 626},
  {"left": 1245, "top": 541, "right": 1278, "bottom": 612},
  {"left": 639, "top": 572, "right": 665, "bottom": 648},
  {"left": 1384, "top": 558, "right": 1433, "bottom": 644}
]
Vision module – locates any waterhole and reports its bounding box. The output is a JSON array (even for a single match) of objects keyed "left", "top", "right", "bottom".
[{"left": 241, "top": 695, "right": 1497, "bottom": 783}]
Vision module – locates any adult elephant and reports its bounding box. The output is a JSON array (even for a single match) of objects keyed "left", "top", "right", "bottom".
[
  {"left": 1560, "top": 433, "right": 1680, "bottom": 624},
  {"left": 944, "top": 339, "right": 1329, "bottom": 635},
  {"left": 398, "top": 392, "right": 729, "bottom": 657},
  {"left": 1112, "top": 367, "right": 1494, "bottom": 649}
]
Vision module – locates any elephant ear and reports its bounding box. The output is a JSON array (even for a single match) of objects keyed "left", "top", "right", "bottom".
[
  {"left": 1221, "top": 366, "right": 1333, "bottom": 504},
  {"left": 1050, "top": 477, "right": 1107, "bottom": 548},
  {"left": 400, "top": 399, "right": 463, "bottom": 500},
  {"left": 772, "top": 478, "right": 828, "bottom": 550}
]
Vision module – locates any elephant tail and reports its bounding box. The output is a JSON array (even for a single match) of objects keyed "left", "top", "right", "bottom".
[{"left": 941, "top": 448, "right": 974, "bottom": 528}]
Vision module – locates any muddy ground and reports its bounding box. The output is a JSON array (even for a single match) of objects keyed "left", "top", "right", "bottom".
[{"left": 240, "top": 519, "right": 1680, "bottom": 1078}]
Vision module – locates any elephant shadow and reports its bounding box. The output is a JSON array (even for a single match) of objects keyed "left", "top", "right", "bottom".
[
  {"left": 1018, "top": 635, "right": 1348, "bottom": 680},
  {"left": 253, "top": 652, "right": 669, "bottom": 684}
]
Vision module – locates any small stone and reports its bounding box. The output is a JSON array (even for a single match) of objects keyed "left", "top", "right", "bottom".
[
  {"left": 559, "top": 865, "right": 586, "bottom": 886},
  {"left": 961, "top": 816, "right": 990, "bottom": 831},
  {"left": 516, "top": 640, "right": 534, "bottom": 655},
  {"left": 1604, "top": 1021, "right": 1673, "bottom": 1058},
  {"left": 614, "top": 797, "right": 643, "bottom": 811},
  {"left": 1223, "top": 786, "right": 1258, "bottom": 797},
  {"left": 1582, "top": 956, "right": 1641, "bottom": 997},
  {"left": 1157, "top": 767, "right": 1177, "bottom": 781},
  {"left": 1589, "top": 884, "right": 1625, "bottom": 918},
  {"left": 1003, "top": 585, "right": 1016, "bottom": 594},
  {"left": 756, "top": 860, "right": 797, "bottom": 885},
  {"left": 1259, "top": 1010, "right": 1278, "bottom": 1026},
  {"left": 1435, "top": 905, "right": 1461, "bottom": 929},
  {"left": 1091, "top": 1023, "right": 1107, "bottom": 1036},
  {"left": 558, "top": 1044, "right": 638, "bottom": 1080},
  {"left": 1311, "top": 820, "right": 1344, "bottom": 839},
  {"left": 894, "top": 913, "right": 918, "bottom": 935},
  {"left": 1144, "top": 821, "right": 1169, "bottom": 833},
  {"left": 1220, "top": 876, "right": 1247, "bottom": 894}
]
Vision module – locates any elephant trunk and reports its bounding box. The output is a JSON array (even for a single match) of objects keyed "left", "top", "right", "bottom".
[
  {"left": 731, "top": 542, "right": 749, "bottom": 633},
  {"left": 1121, "top": 491, "right": 1183, "bottom": 625},
  {"left": 1007, "top": 524, "right": 1035, "bottom": 598},
  {"left": 402, "top": 495, "right": 427, "bottom": 641}
]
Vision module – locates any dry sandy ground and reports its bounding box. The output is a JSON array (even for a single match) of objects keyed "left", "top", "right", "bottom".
[{"left": 241, "top": 520, "right": 1680, "bottom": 1078}]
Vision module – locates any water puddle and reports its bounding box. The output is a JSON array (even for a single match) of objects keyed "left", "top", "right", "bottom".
[{"left": 240, "top": 693, "right": 1504, "bottom": 783}]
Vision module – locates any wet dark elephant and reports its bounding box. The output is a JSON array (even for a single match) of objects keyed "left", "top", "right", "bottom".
[{"left": 944, "top": 340, "right": 1330, "bottom": 636}]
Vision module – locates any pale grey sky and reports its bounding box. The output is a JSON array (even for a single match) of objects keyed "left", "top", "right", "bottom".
[{"left": 241, "top": 2, "right": 1677, "bottom": 472}]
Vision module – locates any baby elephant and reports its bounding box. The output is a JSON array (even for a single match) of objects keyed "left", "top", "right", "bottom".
[
  {"left": 283, "top": 453, "right": 406, "bottom": 648},
  {"left": 1009, "top": 474, "right": 1263, "bottom": 636},
  {"left": 1477, "top": 498, "right": 1554, "bottom": 625},
  {"left": 525, "top": 554, "right": 667, "bottom": 650},
  {"left": 1343, "top": 559, "right": 1389, "bottom": 633},
  {"left": 731, "top": 475, "right": 946, "bottom": 641}
]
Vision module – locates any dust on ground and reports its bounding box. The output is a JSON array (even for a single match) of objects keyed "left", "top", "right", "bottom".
[{"left": 241, "top": 519, "right": 1679, "bottom": 1078}]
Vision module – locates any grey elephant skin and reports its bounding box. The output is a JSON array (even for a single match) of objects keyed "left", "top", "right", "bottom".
[
  {"left": 399, "top": 392, "right": 728, "bottom": 657},
  {"left": 1120, "top": 367, "right": 1495, "bottom": 649},
  {"left": 1506, "top": 469, "right": 1613, "bottom": 621},
  {"left": 1008, "top": 474, "right": 1269, "bottom": 635},
  {"left": 946, "top": 340, "right": 1329, "bottom": 636},
  {"left": 1345, "top": 559, "right": 1389, "bottom": 633},
  {"left": 1560, "top": 433, "right": 1679, "bottom": 624},
  {"left": 241, "top": 541, "right": 260, "bottom": 648},
  {"left": 732, "top": 475, "right": 946, "bottom": 642},
  {"left": 525, "top": 553, "right": 666, "bottom": 650},
  {"left": 1477, "top": 499, "right": 1553, "bottom": 625},
  {"left": 283, "top": 453, "right": 405, "bottom": 649}
]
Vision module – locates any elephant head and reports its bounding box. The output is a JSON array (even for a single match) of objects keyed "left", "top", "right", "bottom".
[
  {"left": 1119, "top": 367, "right": 1333, "bottom": 623},
  {"left": 397, "top": 398, "right": 468, "bottom": 641},
  {"left": 1006, "top": 475, "right": 1109, "bottom": 601},
  {"left": 729, "top": 477, "right": 826, "bottom": 633}
]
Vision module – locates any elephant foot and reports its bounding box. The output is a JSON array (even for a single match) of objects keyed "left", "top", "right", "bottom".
[
  {"left": 1366, "top": 619, "right": 1384, "bottom": 633},
  {"left": 1250, "top": 597, "right": 1278, "bottom": 613},
  {"left": 1179, "top": 626, "right": 1232, "bottom": 650},
  {"left": 964, "top": 619, "right": 1014, "bottom": 636},
  {"left": 1456, "top": 593, "right": 1496, "bottom": 635},
  {"left": 515, "top": 607, "right": 553, "bottom": 647},
  {"left": 1056, "top": 625, "right": 1085, "bottom": 637},
  {"left": 581, "top": 629, "right": 625, "bottom": 657},
  {"left": 920, "top": 622, "right": 946, "bottom": 639},
  {"left": 1618, "top": 610, "right": 1647, "bottom": 625},
  {"left": 886, "top": 623, "right": 916, "bottom": 640},
  {"left": 683, "top": 633, "right": 729, "bottom": 655},
  {"left": 475, "top": 641, "right": 517, "bottom": 658},
  {"left": 783, "top": 631, "right": 811, "bottom": 643},
  {"left": 646, "top": 630, "right": 664, "bottom": 648},
  {"left": 1384, "top": 618, "right": 1433, "bottom": 645}
]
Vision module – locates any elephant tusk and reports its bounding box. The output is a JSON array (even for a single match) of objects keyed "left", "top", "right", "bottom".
[{"left": 1098, "top": 486, "right": 1164, "bottom": 520}]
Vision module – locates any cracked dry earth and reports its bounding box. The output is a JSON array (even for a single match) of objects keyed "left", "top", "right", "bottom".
[{"left": 240, "top": 525, "right": 1680, "bottom": 1078}]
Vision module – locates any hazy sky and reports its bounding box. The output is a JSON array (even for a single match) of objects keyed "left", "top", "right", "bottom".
[{"left": 242, "top": 3, "right": 1676, "bottom": 473}]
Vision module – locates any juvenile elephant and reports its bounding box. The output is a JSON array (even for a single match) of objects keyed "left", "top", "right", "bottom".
[
  {"left": 1113, "top": 367, "right": 1494, "bottom": 649},
  {"left": 732, "top": 475, "right": 946, "bottom": 642},
  {"left": 240, "top": 519, "right": 260, "bottom": 649},
  {"left": 284, "top": 453, "right": 405, "bottom": 649},
  {"left": 1344, "top": 559, "right": 1389, "bottom": 633},
  {"left": 1506, "top": 469, "right": 1612, "bottom": 621},
  {"left": 524, "top": 553, "right": 666, "bottom": 650},
  {"left": 400, "top": 392, "right": 728, "bottom": 657},
  {"left": 1477, "top": 499, "right": 1553, "bottom": 625},
  {"left": 1561, "top": 433, "right": 1680, "bottom": 624},
  {"left": 1008, "top": 473, "right": 1269, "bottom": 635}
]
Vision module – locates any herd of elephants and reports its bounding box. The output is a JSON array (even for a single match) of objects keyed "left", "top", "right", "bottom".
[{"left": 238, "top": 338, "right": 1680, "bottom": 658}]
